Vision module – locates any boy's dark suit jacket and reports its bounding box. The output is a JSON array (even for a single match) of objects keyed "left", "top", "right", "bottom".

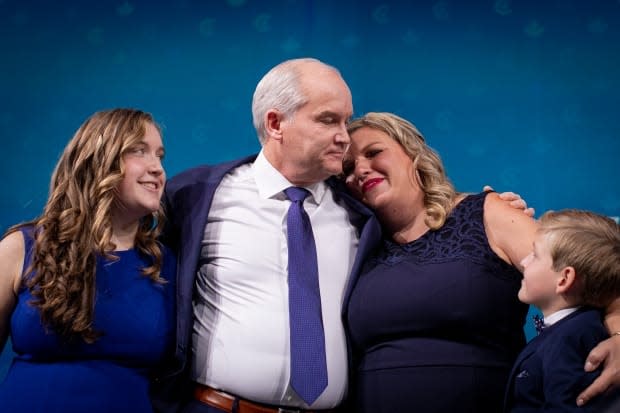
[
  {"left": 151, "top": 155, "right": 382, "bottom": 412},
  {"left": 504, "top": 307, "right": 618, "bottom": 412}
]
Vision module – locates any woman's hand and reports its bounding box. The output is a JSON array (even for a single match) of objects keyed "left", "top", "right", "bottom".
[{"left": 483, "top": 185, "right": 535, "bottom": 217}]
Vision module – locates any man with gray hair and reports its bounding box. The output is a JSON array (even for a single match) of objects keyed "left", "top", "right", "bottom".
[{"left": 160, "top": 58, "right": 380, "bottom": 413}]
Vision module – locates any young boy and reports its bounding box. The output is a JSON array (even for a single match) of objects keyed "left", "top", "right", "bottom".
[{"left": 504, "top": 209, "right": 620, "bottom": 412}]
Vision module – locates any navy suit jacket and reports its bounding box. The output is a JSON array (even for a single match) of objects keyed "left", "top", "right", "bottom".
[
  {"left": 504, "top": 307, "right": 617, "bottom": 412},
  {"left": 155, "top": 155, "right": 381, "bottom": 408}
]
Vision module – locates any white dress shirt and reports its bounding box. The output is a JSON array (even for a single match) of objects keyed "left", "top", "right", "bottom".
[{"left": 192, "top": 151, "right": 359, "bottom": 409}]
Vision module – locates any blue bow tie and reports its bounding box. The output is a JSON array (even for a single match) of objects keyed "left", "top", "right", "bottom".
[{"left": 533, "top": 314, "right": 545, "bottom": 334}]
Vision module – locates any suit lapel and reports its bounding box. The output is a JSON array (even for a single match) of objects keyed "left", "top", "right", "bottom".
[
  {"left": 173, "top": 155, "right": 256, "bottom": 359},
  {"left": 326, "top": 177, "right": 382, "bottom": 314}
]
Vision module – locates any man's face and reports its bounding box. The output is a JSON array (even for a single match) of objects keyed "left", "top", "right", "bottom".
[{"left": 278, "top": 67, "right": 353, "bottom": 185}]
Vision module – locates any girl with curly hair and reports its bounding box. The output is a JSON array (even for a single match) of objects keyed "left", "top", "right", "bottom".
[{"left": 0, "top": 108, "right": 176, "bottom": 412}]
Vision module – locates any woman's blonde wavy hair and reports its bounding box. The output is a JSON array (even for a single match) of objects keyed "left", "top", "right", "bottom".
[
  {"left": 7, "top": 108, "right": 166, "bottom": 343},
  {"left": 347, "top": 112, "right": 456, "bottom": 229}
]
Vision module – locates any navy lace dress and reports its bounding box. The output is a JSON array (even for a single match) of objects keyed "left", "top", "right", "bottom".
[
  {"left": 346, "top": 192, "right": 528, "bottom": 413},
  {"left": 0, "top": 228, "right": 176, "bottom": 413}
]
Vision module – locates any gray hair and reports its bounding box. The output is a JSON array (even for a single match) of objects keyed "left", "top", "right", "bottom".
[{"left": 251, "top": 58, "right": 337, "bottom": 145}]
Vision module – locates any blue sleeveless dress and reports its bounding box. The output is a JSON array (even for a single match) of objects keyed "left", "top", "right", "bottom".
[
  {"left": 0, "top": 228, "right": 176, "bottom": 413},
  {"left": 346, "top": 192, "right": 528, "bottom": 413}
]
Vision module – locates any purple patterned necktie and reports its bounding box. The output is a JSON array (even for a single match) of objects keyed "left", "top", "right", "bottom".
[{"left": 284, "top": 187, "right": 328, "bottom": 405}]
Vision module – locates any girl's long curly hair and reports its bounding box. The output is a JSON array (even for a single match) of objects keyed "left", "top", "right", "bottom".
[
  {"left": 7, "top": 108, "right": 166, "bottom": 343},
  {"left": 347, "top": 112, "right": 457, "bottom": 230}
]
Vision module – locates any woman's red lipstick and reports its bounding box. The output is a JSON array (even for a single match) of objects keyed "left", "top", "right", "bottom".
[{"left": 362, "top": 177, "right": 384, "bottom": 193}]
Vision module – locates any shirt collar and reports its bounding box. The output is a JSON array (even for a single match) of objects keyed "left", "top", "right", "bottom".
[
  {"left": 251, "top": 150, "right": 327, "bottom": 204},
  {"left": 544, "top": 306, "right": 580, "bottom": 327}
]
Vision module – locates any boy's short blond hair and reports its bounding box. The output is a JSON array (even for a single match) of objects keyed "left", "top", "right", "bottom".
[{"left": 539, "top": 209, "right": 620, "bottom": 307}]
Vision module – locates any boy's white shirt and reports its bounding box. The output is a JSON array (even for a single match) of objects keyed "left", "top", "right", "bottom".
[{"left": 543, "top": 306, "right": 581, "bottom": 328}]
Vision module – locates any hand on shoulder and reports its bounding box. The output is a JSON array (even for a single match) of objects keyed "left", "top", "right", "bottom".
[
  {"left": 483, "top": 185, "right": 535, "bottom": 217},
  {"left": 483, "top": 192, "right": 539, "bottom": 270}
]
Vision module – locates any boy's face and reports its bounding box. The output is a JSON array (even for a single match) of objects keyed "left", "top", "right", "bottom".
[{"left": 518, "top": 232, "right": 561, "bottom": 311}]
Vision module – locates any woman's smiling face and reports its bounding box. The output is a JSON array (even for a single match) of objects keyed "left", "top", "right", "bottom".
[{"left": 343, "top": 126, "right": 419, "bottom": 212}]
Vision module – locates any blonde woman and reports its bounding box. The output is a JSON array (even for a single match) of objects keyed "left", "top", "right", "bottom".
[
  {"left": 0, "top": 108, "right": 176, "bottom": 412},
  {"left": 342, "top": 112, "right": 620, "bottom": 412}
]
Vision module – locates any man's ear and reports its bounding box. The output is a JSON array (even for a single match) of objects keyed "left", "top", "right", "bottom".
[
  {"left": 265, "top": 109, "right": 284, "bottom": 141},
  {"left": 556, "top": 266, "right": 577, "bottom": 294}
]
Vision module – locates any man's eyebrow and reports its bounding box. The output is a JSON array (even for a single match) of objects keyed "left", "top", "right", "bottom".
[{"left": 317, "top": 110, "right": 342, "bottom": 118}]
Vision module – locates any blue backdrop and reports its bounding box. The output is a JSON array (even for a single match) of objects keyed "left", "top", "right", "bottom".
[{"left": 1, "top": 0, "right": 619, "bottom": 379}]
